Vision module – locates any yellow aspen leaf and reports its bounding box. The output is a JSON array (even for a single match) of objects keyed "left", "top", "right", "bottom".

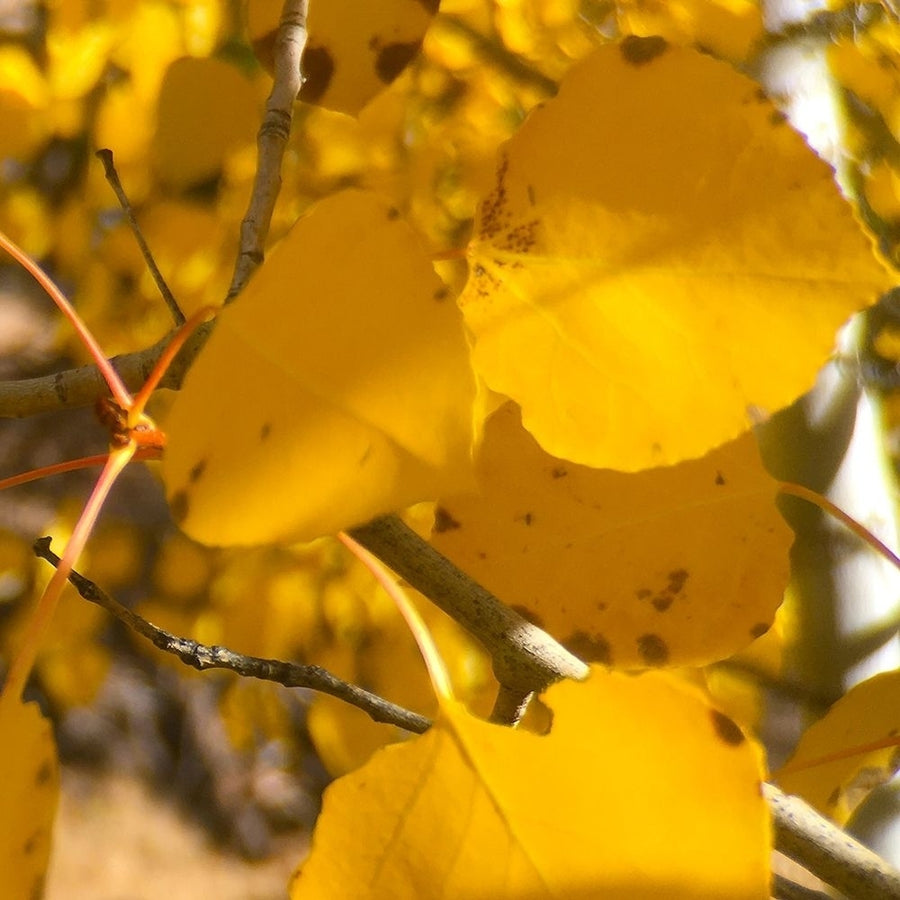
[
  {"left": 292, "top": 670, "right": 769, "bottom": 899},
  {"left": 163, "top": 190, "right": 476, "bottom": 545},
  {"left": 0, "top": 47, "right": 48, "bottom": 160},
  {"left": 248, "top": 0, "right": 438, "bottom": 116},
  {"left": 779, "top": 671, "right": 900, "bottom": 826},
  {"left": 152, "top": 56, "right": 259, "bottom": 189},
  {"left": 0, "top": 693, "right": 59, "bottom": 899},
  {"left": 460, "top": 38, "right": 893, "bottom": 471},
  {"left": 432, "top": 402, "right": 790, "bottom": 668}
]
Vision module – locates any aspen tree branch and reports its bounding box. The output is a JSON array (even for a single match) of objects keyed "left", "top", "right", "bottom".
[
  {"left": 33, "top": 537, "right": 431, "bottom": 735},
  {"left": 766, "top": 784, "right": 900, "bottom": 900},
  {"left": 227, "top": 0, "right": 308, "bottom": 300}
]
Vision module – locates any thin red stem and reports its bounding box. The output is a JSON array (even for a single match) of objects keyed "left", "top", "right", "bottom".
[
  {"left": 0, "top": 447, "right": 161, "bottom": 492},
  {"left": 0, "top": 230, "right": 132, "bottom": 410},
  {"left": 0, "top": 446, "right": 135, "bottom": 702}
]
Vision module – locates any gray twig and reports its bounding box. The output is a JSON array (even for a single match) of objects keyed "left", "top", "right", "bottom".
[
  {"left": 227, "top": 0, "right": 308, "bottom": 300},
  {"left": 33, "top": 536, "right": 430, "bottom": 735},
  {"left": 766, "top": 783, "right": 900, "bottom": 900}
]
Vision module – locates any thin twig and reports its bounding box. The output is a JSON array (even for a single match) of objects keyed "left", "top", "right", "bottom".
[
  {"left": 348, "top": 514, "right": 589, "bottom": 693},
  {"left": 95, "top": 149, "right": 185, "bottom": 326},
  {"left": 33, "top": 537, "right": 430, "bottom": 735},
  {"left": 766, "top": 784, "right": 900, "bottom": 900},
  {"left": 227, "top": 0, "right": 308, "bottom": 300},
  {"left": 489, "top": 684, "right": 533, "bottom": 727}
]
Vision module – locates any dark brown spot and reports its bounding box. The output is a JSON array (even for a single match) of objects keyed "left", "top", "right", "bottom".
[
  {"left": 188, "top": 459, "right": 207, "bottom": 484},
  {"left": 415, "top": 0, "right": 440, "bottom": 13},
  {"left": 170, "top": 490, "right": 189, "bottom": 524},
  {"left": 620, "top": 35, "right": 669, "bottom": 67},
  {"left": 711, "top": 710, "right": 745, "bottom": 746},
  {"left": 522, "top": 512, "right": 533, "bottom": 526},
  {"left": 637, "top": 633, "right": 669, "bottom": 666},
  {"left": 23, "top": 830, "right": 39, "bottom": 854},
  {"left": 769, "top": 109, "right": 787, "bottom": 126},
  {"left": 636, "top": 588, "right": 652, "bottom": 600},
  {"left": 259, "top": 423, "right": 272, "bottom": 441},
  {"left": 386, "top": 206, "right": 400, "bottom": 221},
  {"left": 668, "top": 569, "right": 688, "bottom": 594},
  {"left": 34, "top": 761, "right": 52, "bottom": 786},
  {"left": 826, "top": 786, "right": 841, "bottom": 807},
  {"left": 595, "top": 601, "right": 607, "bottom": 612},
  {"left": 510, "top": 604, "right": 544, "bottom": 628},
  {"left": 376, "top": 41, "right": 423, "bottom": 84},
  {"left": 433, "top": 286, "right": 448, "bottom": 302},
  {"left": 565, "top": 631, "right": 612, "bottom": 665},
  {"left": 299, "top": 45, "right": 334, "bottom": 105},
  {"left": 749, "top": 622, "right": 770, "bottom": 639},
  {"left": 527, "top": 184, "right": 536, "bottom": 206},
  {"left": 433, "top": 506, "right": 461, "bottom": 533},
  {"left": 551, "top": 466, "right": 567, "bottom": 479},
  {"left": 652, "top": 595, "right": 673, "bottom": 612},
  {"left": 715, "top": 471, "right": 726, "bottom": 486}
]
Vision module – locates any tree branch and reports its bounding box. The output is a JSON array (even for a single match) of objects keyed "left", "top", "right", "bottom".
[
  {"left": 766, "top": 784, "right": 900, "bottom": 900},
  {"left": 227, "top": 0, "right": 308, "bottom": 300},
  {"left": 33, "top": 537, "right": 430, "bottom": 735},
  {"left": 348, "top": 514, "right": 589, "bottom": 693}
]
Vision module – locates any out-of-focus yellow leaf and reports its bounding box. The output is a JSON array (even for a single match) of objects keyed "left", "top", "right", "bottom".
[
  {"left": 460, "top": 38, "right": 892, "bottom": 471},
  {"left": 0, "top": 693, "right": 59, "bottom": 900},
  {"left": 432, "top": 403, "right": 790, "bottom": 668},
  {"left": 0, "top": 47, "right": 48, "bottom": 159},
  {"left": 153, "top": 56, "right": 259, "bottom": 189},
  {"left": 248, "top": 0, "right": 438, "bottom": 116},
  {"left": 292, "top": 670, "right": 769, "bottom": 899},
  {"left": 164, "top": 190, "right": 476, "bottom": 545},
  {"left": 779, "top": 671, "right": 900, "bottom": 825}
]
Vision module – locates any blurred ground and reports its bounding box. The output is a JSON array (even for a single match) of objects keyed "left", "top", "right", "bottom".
[{"left": 47, "top": 768, "right": 305, "bottom": 900}]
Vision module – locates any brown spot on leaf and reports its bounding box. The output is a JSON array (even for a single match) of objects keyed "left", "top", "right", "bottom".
[
  {"left": 636, "top": 588, "right": 652, "bottom": 600},
  {"left": 749, "top": 622, "right": 770, "bottom": 639},
  {"left": 433, "top": 286, "right": 449, "bottom": 302},
  {"left": 551, "top": 466, "right": 567, "bottom": 479},
  {"left": 34, "top": 761, "right": 52, "bottom": 786},
  {"left": 620, "top": 35, "right": 669, "bottom": 67},
  {"left": 433, "top": 506, "right": 461, "bottom": 533},
  {"left": 259, "top": 423, "right": 272, "bottom": 441},
  {"left": 637, "top": 634, "right": 669, "bottom": 666},
  {"left": 376, "top": 41, "right": 423, "bottom": 84},
  {"left": 23, "top": 829, "right": 39, "bottom": 854},
  {"left": 188, "top": 459, "right": 207, "bottom": 484},
  {"left": 511, "top": 604, "right": 544, "bottom": 628},
  {"left": 770, "top": 109, "right": 787, "bottom": 126},
  {"left": 416, "top": 0, "right": 440, "bottom": 13},
  {"left": 521, "top": 512, "right": 534, "bottom": 526},
  {"left": 826, "top": 786, "right": 841, "bottom": 807},
  {"left": 527, "top": 184, "right": 536, "bottom": 206},
  {"left": 715, "top": 471, "right": 726, "bottom": 486},
  {"left": 386, "top": 206, "right": 400, "bottom": 221},
  {"left": 652, "top": 595, "right": 673, "bottom": 612},
  {"left": 668, "top": 569, "right": 688, "bottom": 594},
  {"left": 565, "top": 631, "right": 612, "bottom": 665},
  {"left": 299, "top": 45, "right": 334, "bottom": 105},
  {"left": 170, "top": 490, "right": 189, "bottom": 524},
  {"left": 711, "top": 710, "right": 745, "bottom": 746}
]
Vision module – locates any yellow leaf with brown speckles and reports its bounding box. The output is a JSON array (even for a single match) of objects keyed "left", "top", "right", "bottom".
[
  {"left": 0, "top": 692, "right": 59, "bottom": 899},
  {"left": 460, "top": 38, "right": 892, "bottom": 471},
  {"left": 432, "top": 403, "right": 791, "bottom": 668},
  {"left": 293, "top": 671, "right": 770, "bottom": 899},
  {"left": 162, "top": 189, "right": 476, "bottom": 546}
]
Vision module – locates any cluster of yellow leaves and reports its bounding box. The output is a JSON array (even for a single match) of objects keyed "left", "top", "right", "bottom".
[{"left": 4, "top": 1, "right": 900, "bottom": 897}]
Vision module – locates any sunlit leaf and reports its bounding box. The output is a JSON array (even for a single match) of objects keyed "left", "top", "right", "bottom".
[
  {"left": 779, "top": 671, "right": 900, "bottom": 826},
  {"left": 292, "top": 670, "right": 769, "bottom": 899},
  {"left": 432, "top": 402, "right": 790, "bottom": 668},
  {"left": 0, "top": 694, "right": 59, "bottom": 900},
  {"left": 248, "top": 0, "right": 438, "bottom": 116},
  {"left": 163, "top": 189, "right": 476, "bottom": 545},
  {"left": 460, "top": 38, "right": 892, "bottom": 471}
]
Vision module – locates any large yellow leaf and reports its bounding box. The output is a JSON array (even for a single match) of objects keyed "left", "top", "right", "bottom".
[
  {"left": 432, "top": 402, "right": 790, "bottom": 668},
  {"left": 292, "top": 670, "right": 770, "bottom": 899},
  {"left": 779, "top": 671, "right": 900, "bottom": 826},
  {"left": 0, "top": 693, "right": 59, "bottom": 899},
  {"left": 163, "top": 190, "right": 476, "bottom": 546},
  {"left": 460, "top": 37, "right": 892, "bottom": 471}
]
